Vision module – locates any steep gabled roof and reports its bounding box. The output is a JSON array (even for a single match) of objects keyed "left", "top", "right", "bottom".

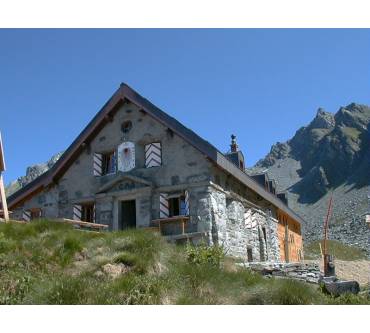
[{"left": 7, "top": 83, "right": 305, "bottom": 225}]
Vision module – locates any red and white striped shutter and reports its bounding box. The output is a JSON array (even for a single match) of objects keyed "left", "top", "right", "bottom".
[
  {"left": 145, "top": 143, "right": 162, "bottom": 168},
  {"left": 184, "top": 190, "right": 190, "bottom": 216},
  {"left": 73, "top": 204, "right": 82, "bottom": 221},
  {"left": 22, "top": 210, "right": 31, "bottom": 222},
  {"left": 93, "top": 153, "right": 102, "bottom": 176},
  {"left": 159, "top": 193, "right": 169, "bottom": 218}
]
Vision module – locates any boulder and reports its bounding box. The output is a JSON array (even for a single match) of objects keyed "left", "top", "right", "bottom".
[{"left": 323, "top": 280, "right": 360, "bottom": 297}]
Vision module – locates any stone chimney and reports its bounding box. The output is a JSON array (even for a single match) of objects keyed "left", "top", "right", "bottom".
[
  {"left": 226, "top": 134, "right": 245, "bottom": 171},
  {"left": 230, "top": 134, "right": 238, "bottom": 152}
]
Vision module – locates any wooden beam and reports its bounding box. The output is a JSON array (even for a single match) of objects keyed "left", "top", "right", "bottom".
[
  {"left": 105, "top": 113, "right": 114, "bottom": 122},
  {"left": 52, "top": 218, "right": 108, "bottom": 230}
]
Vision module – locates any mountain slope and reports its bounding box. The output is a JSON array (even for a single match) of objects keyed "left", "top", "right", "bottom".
[
  {"left": 248, "top": 103, "right": 370, "bottom": 255},
  {"left": 5, "top": 152, "right": 63, "bottom": 197}
]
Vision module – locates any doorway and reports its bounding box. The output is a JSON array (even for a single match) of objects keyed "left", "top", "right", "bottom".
[{"left": 120, "top": 200, "right": 136, "bottom": 230}]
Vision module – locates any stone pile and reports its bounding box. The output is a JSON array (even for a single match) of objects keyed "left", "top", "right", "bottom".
[{"left": 239, "top": 262, "right": 322, "bottom": 284}]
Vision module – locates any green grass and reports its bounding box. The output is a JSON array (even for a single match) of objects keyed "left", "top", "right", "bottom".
[
  {"left": 0, "top": 220, "right": 369, "bottom": 304},
  {"left": 304, "top": 239, "right": 367, "bottom": 261},
  {"left": 341, "top": 126, "right": 361, "bottom": 141}
]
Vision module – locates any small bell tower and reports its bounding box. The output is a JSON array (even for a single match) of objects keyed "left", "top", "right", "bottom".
[{"left": 225, "top": 134, "right": 245, "bottom": 171}]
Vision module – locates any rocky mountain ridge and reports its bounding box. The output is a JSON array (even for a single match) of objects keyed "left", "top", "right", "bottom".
[
  {"left": 248, "top": 103, "right": 370, "bottom": 255},
  {"left": 5, "top": 152, "right": 64, "bottom": 197}
]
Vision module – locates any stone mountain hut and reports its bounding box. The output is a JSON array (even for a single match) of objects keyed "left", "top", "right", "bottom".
[{"left": 7, "top": 83, "right": 304, "bottom": 263}]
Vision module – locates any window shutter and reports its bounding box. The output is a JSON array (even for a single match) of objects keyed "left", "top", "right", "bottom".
[
  {"left": 159, "top": 193, "right": 169, "bottom": 218},
  {"left": 184, "top": 190, "right": 190, "bottom": 216},
  {"left": 145, "top": 143, "right": 162, "bottom": 168},
  {"left": 22, "top": 210, "right": 31, "bottom": 222},
  {"left": 73, "top": 204, "right": 82, "bottom": 221},
  {"left": 93, "top": 153, "right": 102, "bottom": 176}
]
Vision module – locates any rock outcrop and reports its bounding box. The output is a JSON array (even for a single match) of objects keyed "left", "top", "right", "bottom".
[{"left": 5, "top": 152, "right": 64, "bottom": 196}]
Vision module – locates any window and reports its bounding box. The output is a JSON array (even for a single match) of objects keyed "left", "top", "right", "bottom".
[
  {"left": 247, "top": 247, "right": 253, "bottom": 262},
  {"left": 30, "top": 208, "right": 42, "bottom": 220},
  {"left": 169, "top": 196, "right": 187, "bottom": 217},
  {"left": 82, "top": 204, "right": 95, "bottom": 223},
  {"left": 102, "top": 151, "right": 116, "bottom": 175},
  {"left": 160, "top": 191, "right": 189, "bottom": 218},
  {"left": 121, "top": 121, "right": 132, "bottom": 133},
  {"left": 168, "top": 197, "right": 179, "bottom": 217},
  {"left": 262, "top": 227, "right": 267, "bottom": 243},
  {"left": 22, "top": 208, "right": 42, "bottom": 221},
  {"left": 73, "top": 203, "right": 95, "bottom": 223},
  {"left": 94, "top": 151, "right": 116, "bottom": 176}
]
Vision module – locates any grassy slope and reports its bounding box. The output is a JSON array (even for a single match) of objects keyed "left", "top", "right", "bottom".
[
  {"left": 304, "top": 240, "right": 367, "bottom": 261},
  {"left": 0, "top": 220, "right": 369, "bottom": 305}
]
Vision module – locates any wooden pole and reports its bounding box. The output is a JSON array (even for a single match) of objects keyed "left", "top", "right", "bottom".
[
  {"left": 0, "top": 131, "right": 9, "bottom": 222},
  {"left": 0, "top": 173, "right": 9, "bottom": 221},
  {"left": 284, "top": 219, "right": 289, "bottom": 263},
  {"left": 323, "top": 194, "right": 333, "bottom": 257}
]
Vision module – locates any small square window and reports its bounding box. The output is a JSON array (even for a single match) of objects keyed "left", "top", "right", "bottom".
[
  {"left": 81, "top": 203, "right": 95, "bottom": 223},
  {"left": 30, "top": 208, "right": 42, "bottom": 220},
  {"left": 168, "top": 195, "right": 186, "bottom": 217},
  {"left": 102, "top": 151, "right": 116, "bottom": 175}
]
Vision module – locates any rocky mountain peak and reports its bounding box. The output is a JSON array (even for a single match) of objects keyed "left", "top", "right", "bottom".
[
  {"left": 248, "top": 102, "right": 370, "bottom": 255},
  {"left": 255, "top": 141, "right": 290, "bottom": 168},
  {"left": 335, "top": 103, "right": 370, "bottom": 130},
  {"left": 309, "top": 108, "right": 335, "bottom": 129}
]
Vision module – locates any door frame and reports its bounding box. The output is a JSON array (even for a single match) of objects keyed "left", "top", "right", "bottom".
[
  {"left": 119, "top": 199, "right": 137, "bottom": 230},
  {"left": 112, "top": 195, "right": 138, "bottom": 231}
]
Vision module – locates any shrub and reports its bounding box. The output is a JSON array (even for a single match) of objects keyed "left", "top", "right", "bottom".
[{"left": 185, "top": 242, "right": 225, "bottom": 267}]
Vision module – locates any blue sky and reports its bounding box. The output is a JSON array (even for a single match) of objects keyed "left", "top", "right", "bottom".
[{"left": 1, "top": 29, "right": 370, "bottom": 185}]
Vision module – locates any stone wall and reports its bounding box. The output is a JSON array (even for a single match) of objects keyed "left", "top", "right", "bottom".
[
  {"left": 11, "top": 187, "right": 59, "bottom": 220},
  {"left": 239, "top": 262, "right": 322, "bottom": 284},
  {"left": 192, "top": 185, "right": 281, "bottom": 262}
]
